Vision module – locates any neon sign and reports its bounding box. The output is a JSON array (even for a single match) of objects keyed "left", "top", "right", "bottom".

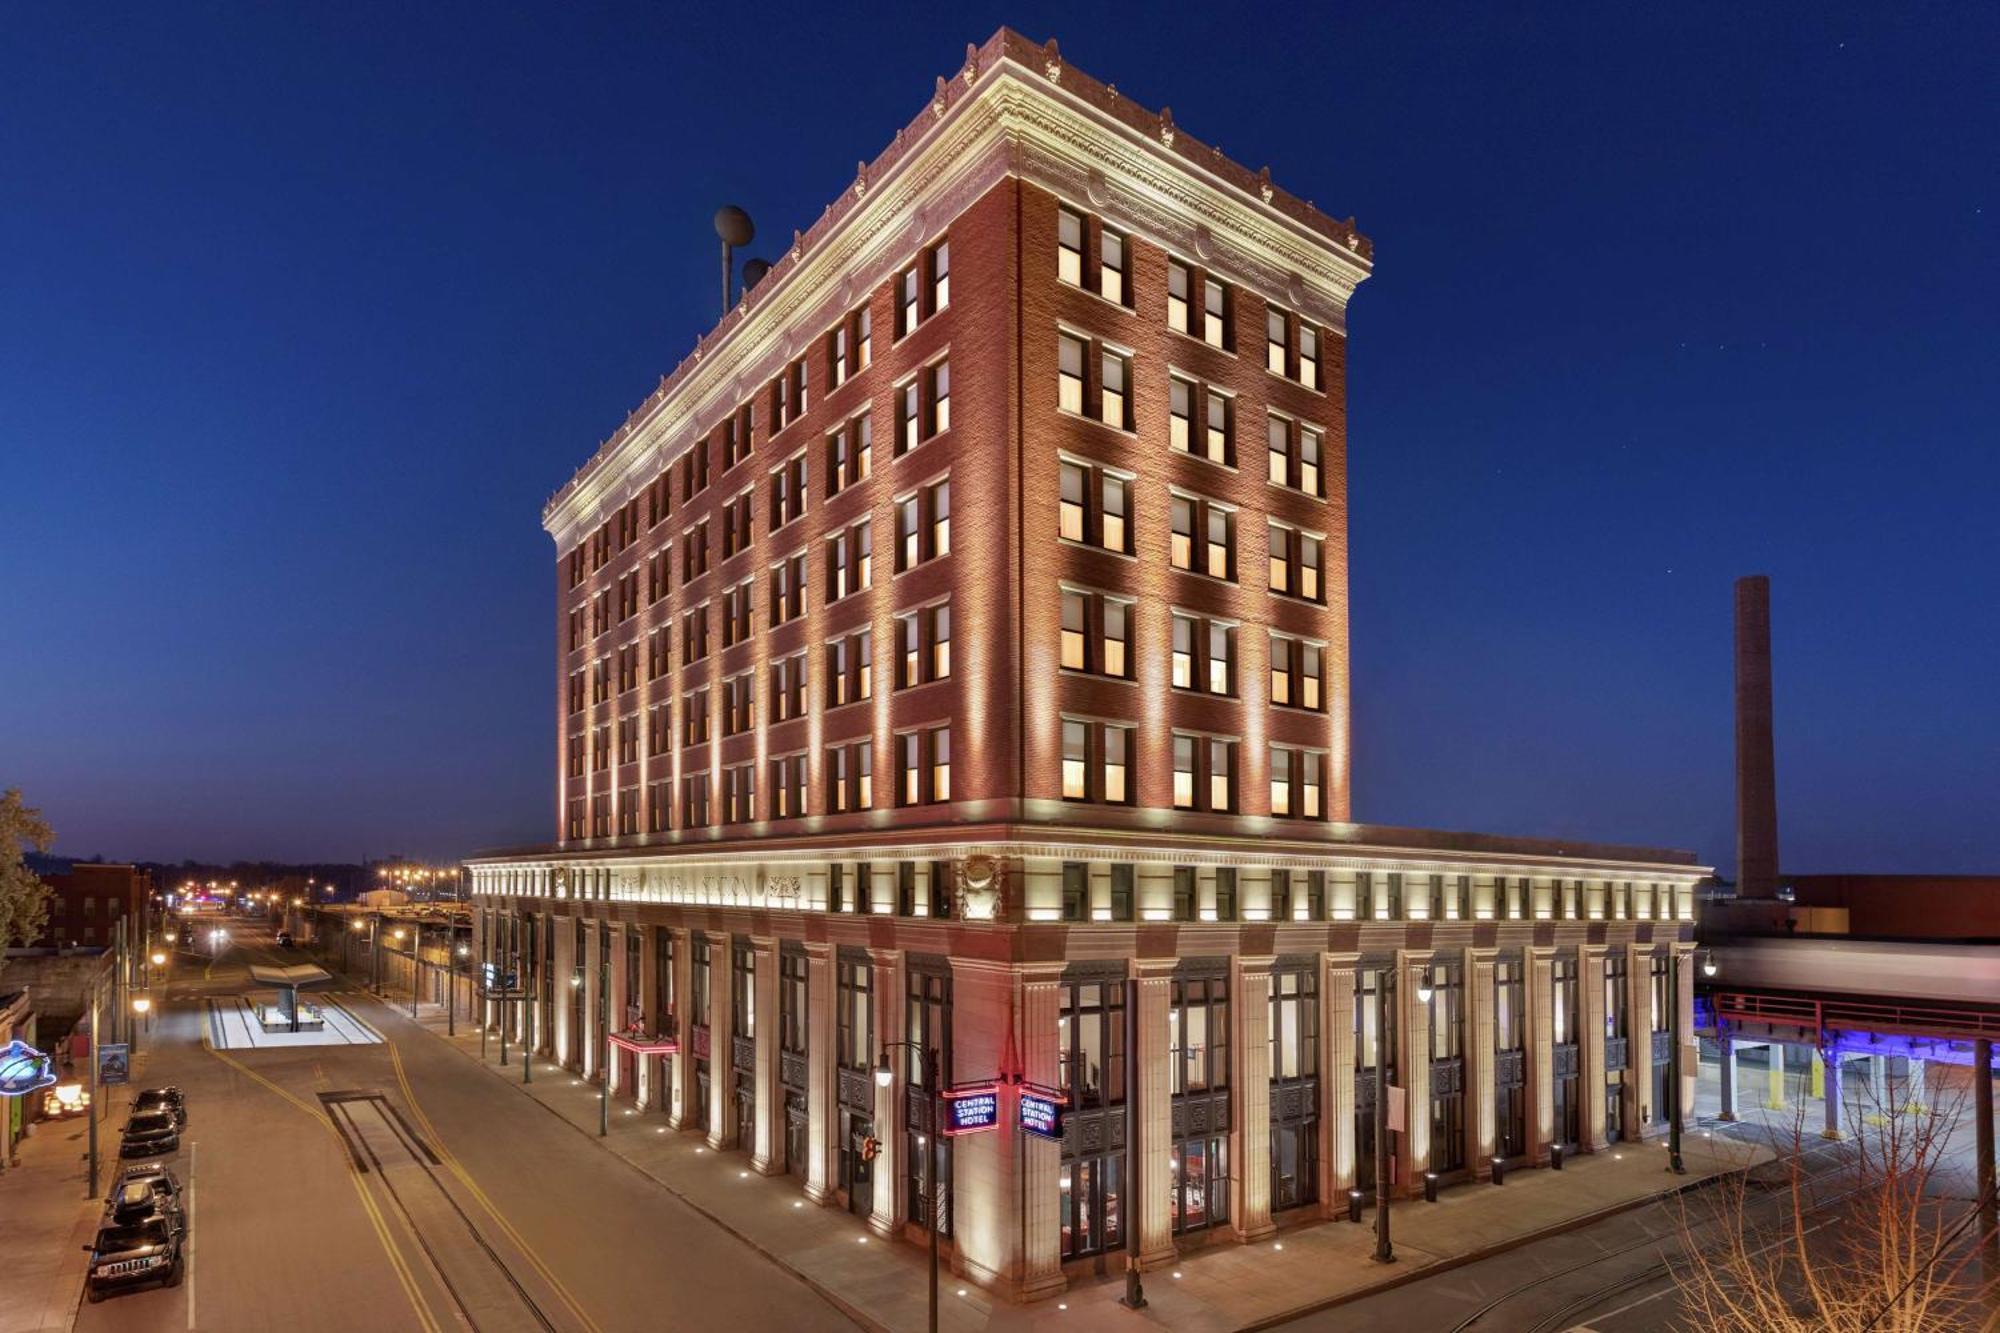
[
  {"left": 1018, "top": 1082, "right": 1068, "bottom": 1140},
  {"left": 940, "top": 1082, "right": 1000, "bottom": 1136},
  {"left": 0, "top": 1039, "right": 56, "bottom": 1097}
]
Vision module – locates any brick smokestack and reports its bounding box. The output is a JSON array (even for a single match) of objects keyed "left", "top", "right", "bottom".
[{"left": 1734, "top": 575, "right": 1780, "bottom": 899}]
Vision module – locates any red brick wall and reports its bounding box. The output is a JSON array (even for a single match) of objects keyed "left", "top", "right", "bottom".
[{"left": 1789, "top": 875, "right": 2000, "bottom": 939}]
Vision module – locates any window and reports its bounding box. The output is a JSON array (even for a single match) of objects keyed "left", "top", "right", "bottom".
[
  {"left": 1266, "top": 413, "right": 1326, "bottom": 498},
  {"left": 1270, "top": 967, "right": 1318, "bottom": 1080},
  {"left": 721, "top": 578, "right": 753, "bottom": 647},
  {"left": 1056, "top": 458, "right": 1133, "bottom": 554},
  {"left": 769, "top": 651, "right": 808, "bottom": 723},
  {"left": 1269, "top": 633, "right": 1325, "bottom": 711},
  {"left": 1061, "top": 718, "right": 1134, "bottom": 804},
  {"left": 722, "top": 671, "right": 754, "bottom": 737},
  {"left": 647, "top": 550, "right": 669, "bottom": 604},
  {"left": 1267, "top": 521, "right": 1325, "bottom": 601},
  {"left": 771, "top": 357, "right": 808, "bottom": 433},
  {"left": 567, "top": 547, "right": 586, "bottom": 589},
  {"left": 1212, "top": 869, "right": 1238, "bottom": 922},
  {"left": 723, "top": 762, "right": 754, "bottom": 823},
  {"left": 681, "top": 436, "right": 711, "bottom": 502},
  {"left": 647, "top": 779, "right": 670, "bottom": 833},
  {"left": 1056, "top": 331, "right": 1133, "bottom": 430},
  {"left": 721, "top": 490, "right": 752, "bottom": 559},
  {"left": 647, "top": 703, "right": 670, "bottom": 757},
  {"left": 1170, "top": 974, "right": 1228, "bottom": 1095},
  {"left": 566, "top": 732, "right": 584, "bottom": 778},
  {"left": 680, "top": 687, "right": 710, "bottom": 746},
  {"left": 616, "top": 714, "right": 638, "bottom": 765},
  {"left": 824, "top": 519, "right": 872, "bottom": 602},
  {"left": 1169, "top": 611, "right": 1235, "bottom": 695},
  {"left": 681, "top": 519, "right": 710, "bottom": 583},
  {"left": 1099, "top": 227, "right": 1128, "bottom": 306},
  {"left": 1167, "top": 493, "right": 1235, "bottom": 580},
  {"left": 1170, "top": 733, "right": 1236, "bottom": 812},
  {"left": 826, "top": 414, "right": 872, "bottom": 496},
  {"left": 1108, "top": 865, "right": 1134, "bottom": 921},
  {"left": 1057, "top": 207, "right": 1085, "bottom": 287},
  {"left": 769, "top": 453, "right": 807, "bottom": 530},
  {"left": 1059, "top": 977, "right": 1125, "bottom": 1108},
  {"left": 894, "top": 602, "right": 950, "bottom": 687},
  {"left": 769, "top": 753, "right": 807, "bottom": 819},
  {"left": 681, "top": 771, "right": 712, "bottom": 827},
  {"left": 824, "top": 628, "right": 872, "bottom": 707},
  {"left": 1058, "top": 587, "right": 1132, "bottom": 679},
  {"left": 897, "top": 727, "right": 950, "bottom": 807},
  {"left": 1269, "top": 746, "right": 1327, "bottom": 820},
  {"left": 904, "top": 966, "right": 953, "bottom": 1235},
  {"left": 768, "top": 552, "right": 806, "bottom": 627},
  {"left": 1165, "top": 260, "right": 1230, "bottom": 349},
  {"left": 825, "top": 738, "right": 873, "bottom": 813},
  {"left": 826, "top": 303, "right": 872, "bottom": 389},
  {"left": 894, "top": 479, "right": 950, "bottom": 571},
  {"left": 680, "top": 603, "right": 709, "bottom": 664},
  {"left": 897, "top": 360, "right": 949, "bottom": 455},
  {"left": 896, "top": 238, "right": 949, "bottom": 337},
  {"left": 1264, "top": 306, "right": 1322, "bottom": 388},
  {"left": 1169, "top": 374, "right": 1234, "bottom": 466}
]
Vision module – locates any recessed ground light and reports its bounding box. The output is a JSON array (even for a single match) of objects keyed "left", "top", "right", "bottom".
[
  {"left": 857, "top": 1236, "right": 868, "bottom": 1244},
  {"left": 656, "top": 1127, "right": 667, "bottom": 1134},
  {"left": 1614, "top": 1153, "right": 1624, "bottom": 1160},
  {"left": 695, "top": 1147, "right": 705, "bottom": 1154},
  {"left": 794, "top": 1200, "right": 804, "bottom": 1208},
  {"left": 1171, "top": 1271, "right": 1182, "bottom": 1279},
  {"left": 739, "top": 1170, "right": 750, "bottom": 1178},
  {"left": 1057, "top": 1303, "right": 1068, "bottom": 1311},
  {"left": 1274, "top": 1242, "right": 1284, "bottom": 1250},
  {"left": 957, "top": 1289, "right": 968, "bottom": 1297}
]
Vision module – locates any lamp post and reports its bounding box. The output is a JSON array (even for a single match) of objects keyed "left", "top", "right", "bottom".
[
  {"left": 599, "top": 933, "right": 611, "bottom": 1138},
  {"left": 86, "top": 967, "right": 102, "bottom": 1199},
  {"left": 450, "top": 942, "right": 468, "bottom": 1037},
  {"left": 876, "top": 1040, "right": 940, "bottom": 1333},
  {"left": 1120, "top": 975, "right": 1146, "bottom": 1309}
]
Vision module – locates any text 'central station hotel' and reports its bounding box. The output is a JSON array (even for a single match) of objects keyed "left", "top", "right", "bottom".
[{"left": 468, "top": 28, "right": 1704, "bottom": 1301}]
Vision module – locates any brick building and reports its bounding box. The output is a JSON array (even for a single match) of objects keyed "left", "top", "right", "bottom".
[
  {"left": 468, "top": 29, "right": 1704, "bottom": 1301},
  {"left": 29, "top": 863, "right": 153, "bottom": 951}
]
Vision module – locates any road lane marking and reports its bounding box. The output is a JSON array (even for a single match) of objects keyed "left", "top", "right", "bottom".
[
  {"left": 383, "top": 1026, "right": 602, "bottom": 1333},
  {"left": 198, "top": 1042, "right": 442, "bottom": 1333}
]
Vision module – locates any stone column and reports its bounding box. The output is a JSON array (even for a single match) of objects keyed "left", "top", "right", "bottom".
[
  {"left": 706, "top": 930, "right": 734, "bottom": 1151},
  {"left": 948, "top": 958, "right": 1018, "bottom": 1288},
  {"left": 752, "top": 936, "right": 779, "bottom": 1174},
  {"left": 1020, "top": 964, "right": 1067, "bottom": 1299},
  {"left": 553, "top": 916, "right": 577, "bottom": 1069},
  {"left": 1232, "top": 954, "right": 1276, "bottom": 1241},
  {"left": 606, "top": 925, "right": 627, "bottom": 1096},
  {"left": 582, "top": 921, "right": 602, "bottom": 1082},
  {"left": 1398, "top": 949, "right": 1431, "bottom": 1189},
  {"left": 1133, "top": 962, "right": 1177, "bottom": 1267},
  {"left": 804, "top": 941, "right": 834, "bottom": 1203},
  {"left": 667, "top": 927, "right": 693, "bottom": 1129},
  {"left": 1626, "top": 944, "right": 1649, "bottom": 1137},
  {"left": 637, "top": 926, "right": 658, "bottom": 1111},
  {"left": 1581, "top": 944, "right": 1608, "bottom": 1151},
  {"left": 1676, "top": 944, "right": 1697, "bottom": 1130},
  {"left": 868, "top": 947, "right": 903, "bottom": 1237},
  {"left": 1470, "top": 949, "right": 1497, "bottom": 1177},
  {"left": 1529, "top": 947, "right": 1556, "bottom": 1166},
  {"left": 1324, "top": 954, "right": 1358, "bottom": 1212},
  {"left": 1717, "top": 1024, "right": 1738, "bottom": 1122}
]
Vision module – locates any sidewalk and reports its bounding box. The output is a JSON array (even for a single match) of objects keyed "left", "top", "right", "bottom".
[{"left": 376, "top": 990, "right": 1768, "bottom": 1333}]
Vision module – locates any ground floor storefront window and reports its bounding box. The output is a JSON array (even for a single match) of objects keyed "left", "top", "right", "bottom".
[
  {"left": 1171, "top": 1135, "right": 1228, "bottom": 1234},
  {"left": 1060, "top": 1153, "right": 1122, "bottom": 1260}
]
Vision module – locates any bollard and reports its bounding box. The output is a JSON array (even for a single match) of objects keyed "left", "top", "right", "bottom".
[
  {"left": 1424, "top": 1172, "right": 1440, "bottom": 1203},
  {"left": 1348, "top": 1188, "right": 1365, "bottom": 1223},
  {"left": 1551, "top": 1143, "right": 1565, "bottom": 1171},
  {"left": 1491, "top": 1156, "right": 1506, "bottom": 1186}
]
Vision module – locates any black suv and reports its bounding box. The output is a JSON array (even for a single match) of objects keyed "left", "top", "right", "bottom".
[
  {"left": 131, "top": 1087, "right": 187, "bottom": 1128},
  {"left": 84, "top": 1216, "right": 184, "bottom": 1300},
  {"left": 276, "top": 930, "right": 294, "bottom": 948},
  {"left": 119, "top": 1111, "right": 180, "bottom": 1158},
  {"left": 107, "top": 1164, "right": 184, "bottom": 1226}
]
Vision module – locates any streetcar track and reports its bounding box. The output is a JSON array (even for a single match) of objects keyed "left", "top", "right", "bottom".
[
  {"left": 1447, "top": 1129, "right": 1856, "bottom": 1331},
  {"left": 323, "top": 1090, "right": 559, "bottom": 1333}
]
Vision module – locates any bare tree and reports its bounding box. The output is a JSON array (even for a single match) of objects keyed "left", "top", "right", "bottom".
[
  {"left": 1675, "top": 1054, "right": 1999, "bottom": 1331},
  {"left": 0, "top": 788, "right": 54, "bottom": 978}
]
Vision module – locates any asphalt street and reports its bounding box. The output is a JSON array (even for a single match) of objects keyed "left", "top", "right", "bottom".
[{"left": 73, "top": 919, "right": 853, "bottom": 1332}]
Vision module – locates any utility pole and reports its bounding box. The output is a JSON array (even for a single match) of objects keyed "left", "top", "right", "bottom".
[
  {"left": 599, "top": 929, "right": 611, "bottom": 1137},
  {"left": 85, "top": 969, "right": 101, "bottom": 1199}
]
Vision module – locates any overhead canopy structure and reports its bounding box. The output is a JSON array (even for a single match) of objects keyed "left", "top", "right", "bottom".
[{"left": 247, "top": 963, "right": 332, "bottom": 1031}]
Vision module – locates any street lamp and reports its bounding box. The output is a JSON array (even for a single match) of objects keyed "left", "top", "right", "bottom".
[{"left": 876, "top": 1041, "right": 941, "bottom": 1333}]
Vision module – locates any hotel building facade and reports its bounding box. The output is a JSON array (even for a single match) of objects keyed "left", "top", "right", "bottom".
[{"left": 467, "top": 28, "right": 1705, "bottom": 1301}]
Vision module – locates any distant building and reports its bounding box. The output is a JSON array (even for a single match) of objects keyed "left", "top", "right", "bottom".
[
  {"left": 1782, "top": 874, "right": 2000, "bottom": 940},
  {"left": 468, "top": 28, "right": 1703, "bottom": 1301},
  {"left": 29, "top": 864, "right": 153, "bottom": 950}
]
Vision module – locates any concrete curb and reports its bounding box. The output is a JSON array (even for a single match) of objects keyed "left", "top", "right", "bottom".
[
  {"left": 371, "top": 992, "right": 887, "bottom": 1333},
  {"left": 1235, "top": 1143, "right": 1746, "bottom": 1332}
]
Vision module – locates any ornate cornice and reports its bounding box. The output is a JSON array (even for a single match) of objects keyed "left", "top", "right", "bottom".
[{"left": 543, "top": 29, "right": 1373, "bottom": 550}]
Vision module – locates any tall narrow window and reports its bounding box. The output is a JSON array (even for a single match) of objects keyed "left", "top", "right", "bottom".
[{"left": 1058, "top": 207, "right": 1084, "bottom": 286}]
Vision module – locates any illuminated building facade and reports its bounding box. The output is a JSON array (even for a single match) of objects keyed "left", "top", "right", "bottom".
[{"left": 468, "top": 29, "right": 1704, "bottom": 1300}]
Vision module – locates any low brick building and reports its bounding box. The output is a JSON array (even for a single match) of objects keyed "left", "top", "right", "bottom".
[
  {"left": 30, "top": 863, "right": 152, "bottom": 951},
  {"left": 468, "top": 28, "right": 1704, "bottom": 1302}
]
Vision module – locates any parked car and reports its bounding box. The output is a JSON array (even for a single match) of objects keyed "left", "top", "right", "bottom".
[
  {"left": 118, "top": 1111, "right": 179, "bottom": 1158},
  {"left": 276, "top": 930, "right": 294, "bottom": 948},
  {"left": 84, "top": 1216, "right": 184, "bottom": 1300},
  {"left": 131, "top": 1087, "right": 186, "bottom": 1128},
  {"left": 107, "top": 1164, "right": 184, "bottom": 1226}
]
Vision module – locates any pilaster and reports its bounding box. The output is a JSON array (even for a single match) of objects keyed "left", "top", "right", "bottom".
[
  {"left": 637, "top": 925, "right": 658, "bottom": 1110},
  {"left": 1469, "top": 948, "right": 1497, "bottom": 1176},
  {"left": 1398, "top": 948, "right": 1431, "bottom": 1189},
  {"left": 553, "top": 915, "right": 577, "bottom": 1069},
  {"left": 667, "top": 926, "right": 693, "bottom": 1129},
  {"left": 1581, "top": 944, "right": 1608, "bottom": 1152},
  {"left": 1133, "top": 962, "right": 1177, "bottom": 1267},
  {"left": 1019, "top": 963, "right": 1067, "bottom": 1299},
  {"left": 1232, "top": 954, "right": 1276, "bottom": 1240},
  {"left": 947, "top": 957, "right": 1020, "bottom": 1289},
  {"left": 706, "top": 930, "right": 735, "bottom": 1151},
  {"left": 804, "top": 941, "right": 834, "bottom": 1202},
  {"left": 1529, "top": 947, "right": 1555, "bottom": 1165},
  {"left": 868, "top": 946, "right": 904, "bottom": 1237},
  {"left": 752, "top": 936, "right": 780, "bottom": 1174},
  {"left": 1323, "top": 953, "right": 1357, "bottom": 1212}
]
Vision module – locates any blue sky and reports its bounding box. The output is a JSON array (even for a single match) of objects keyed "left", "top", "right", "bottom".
[{"left": 2, "top": 2, "right": 1993, "bottom": 870}]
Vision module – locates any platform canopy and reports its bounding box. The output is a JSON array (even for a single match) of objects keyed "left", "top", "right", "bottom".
[{"left": 247, "top": 963, "right": 332, "bottom": 989}]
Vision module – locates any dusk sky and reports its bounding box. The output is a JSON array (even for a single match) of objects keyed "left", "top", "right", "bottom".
[{"left": 3, "top": 3, "right": 1993, "bottom": 871}]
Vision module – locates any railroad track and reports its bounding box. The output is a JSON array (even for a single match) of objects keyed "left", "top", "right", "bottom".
[
  {"left": 324, "top": 1089, "right": 561, "bottom": 1333},
  {"left": 1446, "top": 1130, "right": 1857, "bottom": 1333}
]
